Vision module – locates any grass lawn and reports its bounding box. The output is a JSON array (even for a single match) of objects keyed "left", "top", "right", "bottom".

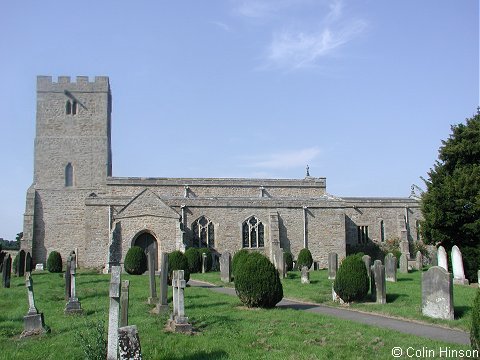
[
  {"left": 0, "top": 270, "right": 474, "bottom": 359},
  {"left": 192, "top": 269, "right": 479, "bottom": 331}
]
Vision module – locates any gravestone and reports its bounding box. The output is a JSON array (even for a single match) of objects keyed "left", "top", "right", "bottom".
[
  {"left": 429, "top": 246, "right": 438, "bottom": 266},
  {"left": 362, "top": 255, "right": 371, "bottom": 277},
  {"left": 65, "top": 254, "right": 72, "bottom": 301},
  {"left": 21, "top": 274, "right": 48, "bottom": 337},
  {"left": 399, "top": 253, "right": 408, "bottom": 273},
  {"left": 384, "top": 253, "right": 397, "bottom": 282},
  {"left": 35, "top": 263, "right": 44, "bottom": 271},
  {"left": 168, "top": 270, "right": 192, "bottom": 333},
  {"left": 415, "top": 251, "right": 423, "bottom": 271},
  {"left": 65, "top": 253, "right": 83, "bottom": 314},
  {"left": 422, "top": 266, "right": 454, "bottom": 320},
  {"left": 18, "top": 250, "right": 25, "bottom": 277},
  {"left": 202, "top": 253, "right": 207, "bottom": 274},
  {"left": 220, "top": 252, "right": 231, "bottom": 283},
  {"left": 118, "top": 325, "right": 142, "bottom": 360},
  {"left": 25, "top": 252, "right": 32, "bottom": 274},
  {"left": 451, "top": 245, "right": 469, "bottom": 285},
  {"left": 153, "top": 253, "right": 169, "bottom": 314},
  {"left": 120, "top": 280, "right": 129, "bottom": 328},
  {"left": 373, "top": 260, "right": 386, "bottom": 304},
  {"left": 273, "top": 249, "right": 286, "bottom": 278},
  {"left": 2, "top": 255, "right": 11, "bottom": 288},
  {"left": 147, "top": 251, "right": 158, "bottom": 304},
  {"left": 301, "top": 266, "right": 310, "bottom": 284},
  {"left": 370, "top": 265, "right": 376, "bottom": 299},
  {"left": 105, "top": 221, "right": 122, "bottom": 274},
  {"left": 107, "top": 266, "right": 121, "bottom": 360},
  {"left": 332, "top": 284, "right": 345, "bottom": 304},
  {"left": 328, "top": 252, "right": 338, "bottom": 280},
  {"left": 437, "top": 246, "right": 448, "bottom": 271}
]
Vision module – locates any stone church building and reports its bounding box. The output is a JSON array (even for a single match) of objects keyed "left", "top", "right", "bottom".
[{"left": 21, "top": 76, "right": 422, "bottom": 270}]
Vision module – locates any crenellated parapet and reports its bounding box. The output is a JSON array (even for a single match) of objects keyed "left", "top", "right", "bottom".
[{"left": 37, "top": 75, "right": 110, "bottom": 93}]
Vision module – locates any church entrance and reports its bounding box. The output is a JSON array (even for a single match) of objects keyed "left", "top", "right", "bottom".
[{"left": 132, "top": 232, "right": 158, "bottom": 271}]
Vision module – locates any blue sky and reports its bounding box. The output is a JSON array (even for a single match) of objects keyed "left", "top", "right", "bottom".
[{"left": 0, "top": 0, "right": 478, "bottom": 240}]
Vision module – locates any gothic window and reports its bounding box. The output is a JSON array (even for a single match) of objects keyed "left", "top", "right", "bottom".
[
  {"left": 357, "top": 225, "right": 368, "bottom": 244},
  {"left": 242, "top": 216, "right": 264, "bottom": 248},
  {"left": 66, "top": 100, "right": 72, "bottom": 115},
  {"left": 65, "top": 163, "right": 74, "bottom": 187},
  {"left": 192, "top": 216, "right": 215, "bottom": 248},
  {"left": 380, "top": 220, "right": 385, "bottom": 242}
]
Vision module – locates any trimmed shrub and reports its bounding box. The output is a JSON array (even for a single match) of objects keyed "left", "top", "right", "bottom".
[
  {"left": 47, "top": 251, "right": 63, "bottom": 273},
  {"left": 234, "top": 252, "right": 283, "bottom": 308},
  {"left": 333, "top": 254, "right": 369, "bottom": 303},
  {"left": 284, "top": 251, "right": 294, "bottom": 271},
  {"left": 462, "top": 246, "right": 479, "bottom": 283},
  {"left": 232, "top": 249, "right": 250, "bottom": 279},
  {"left": 198, "top": 247, "right": 212, "bottom": 272},
  {"left": 471, "top": 289, "right": 480, "bottom": 351},
  {"left": 185, "top": 248, "right": 202, "bottom": 273},
  {"left": 124, "top": 246, "right": 147, "bottom": 275},
  {"left": 296, "top": 248, "right": 313, "bottom": 270},
  {"left": 168, "top": 251, "right": 190, "bottom": 284}
]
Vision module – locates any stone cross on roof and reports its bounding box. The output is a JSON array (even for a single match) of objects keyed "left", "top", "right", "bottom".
[{"left": 306, "top": 165, "right": 310, "bottom": 177}]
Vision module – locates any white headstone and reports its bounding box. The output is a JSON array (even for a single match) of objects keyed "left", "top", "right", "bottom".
[
  {"left": 451, "top": 245, "right": 469, "bottom": 285},
  {"left": 437, "top": 246, "right": 448, "bottom": 271}
]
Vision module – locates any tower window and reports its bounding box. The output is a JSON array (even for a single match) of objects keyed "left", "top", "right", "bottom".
[{"left": 65, "top": 163, "right": 74, "bottom": 187}]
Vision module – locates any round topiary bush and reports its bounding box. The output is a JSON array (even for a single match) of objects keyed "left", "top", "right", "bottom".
[
  {"left": 232, "top": 249, "right": 250, "bottom": 279},
  {"left": 234, "top": 252, "right": 283, "bottom": 308},
  {"left": 124, "top": 246, "right": 147, "bottom": 275},
  {"left": 47, "top": 251, "right": 63, "bottom": 273},
  {"left": 284, "top": 251, "right": 294, "bottom": 272},
  {"left": 198, "top": 247, "right": 212, "bottom": 272},
  {"left": 471, "top": 288, "right": 480, "bottom": 351},
  {"left": 333, "top": 254, "right": 369, "bottom": 303},
  {"left": 168, "top": 251, "right": 190, "bottom": 284},
  {"left": 185, "top": 248, "right": 201, "bottom": 273},
  {"left": 297, "top": 248, "right": 313, "bottom": 270}
]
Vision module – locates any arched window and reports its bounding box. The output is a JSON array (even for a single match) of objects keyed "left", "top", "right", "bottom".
[
  {"left": 192, "top": 216, "right": 214, "bottom": 248},
  {"left": 380, "top": 220, "right": 385, "bottom": 242},
  {"left": 242, "top": 216, "right": 264, "bottom": 248},
  {"left": 66, "top": 100, "right": 72, "bottom": 115},
  {"left": 65, "top": 163, "right": 74, "bottom": 187}
]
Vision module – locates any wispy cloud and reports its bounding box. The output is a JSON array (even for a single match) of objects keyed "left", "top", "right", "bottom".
[
  {"left": 242, "top": 147, "right": 321, "bottom": 170},
  {"left": 210, "top": 21, "right": 231, "bottom": 32}
]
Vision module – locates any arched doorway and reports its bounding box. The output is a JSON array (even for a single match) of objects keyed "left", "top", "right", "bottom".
[{"left": 132, "top": 232, "right": 158, "bottom": 271}]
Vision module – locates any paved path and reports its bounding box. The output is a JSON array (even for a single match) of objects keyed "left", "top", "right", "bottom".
[{"left": 189, "top": 280, "right": 470, "bottom": 345}]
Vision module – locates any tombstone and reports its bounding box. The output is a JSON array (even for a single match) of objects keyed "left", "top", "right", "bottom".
[
  {"left": 21, "top": 274, "right": 48, "bottom": 337},
  {"left": 332, "top": 284, "right": 345, "bottom": 304},
  {"left": 65, "top": 253, "right": 83, "bottom": 314},
  {"left": 107, "top": 266, "right": 121, "bottom": 360},
  {"left": 65, "top": 255, "right": 72, "bottom": 301},
  {"left": 301, "top": 266, "right": 310, "bottom": 284},
  {"left": 273, "top": 249, "right": 286, "bottom": 278},
  {"left": 2, "top": 255, "right": 11, "bottom": 288},
  {"left": 328, "top": 252, "right": 338, "bottom": 280},
  {"left": 220, "top": 252, "right": 231, "bottom": 283},
  {"left": 384, "top": 253, "right": 397, "bottom": 282},
  {"left": 415, "top": 251, "right": 423, "bottom": 271},
  {"left": 451, "top": 245, "right": 469, "bottom": 285},
  {"left": 202, "top": 253, "right": 207, "bottom": 274},
  {"left": 25, "top": 252, "right": 32, "bottom": 274},
  {"left": 35, "top": 263, "right": 44, "bottom": 271},
  {"left": 373, "top": 260, "right": 386, "bottom": 304},
  {"left": 370, "top": 265, "right": 376, "bottom": 299},
  {"left": 153, "top": 253, "right": 169, "bottom": 314},
  {"left": 437, "top": 246, "right": 448, "bottom": 271},
  {"left": 429, "top": 246, "right": 438, "bottom": 266},
  {"left": 18, "top": 250, "right": 25, "bottom": 277},
  {"left": 422, "top": 266, "right": 454, "bottom": 320},
  {"left": 168, "top": 270, "right": 192, "bottom": 333},
  {"left": 147, "top": 251, "right": 158, "bottom": 304},
  {"left": 120, "top": 280, "right": 129, "bottom": 328},
  {"left": 399, "top": 253, "right": 408, "bottom": 273},
  {"left": 362, "top": 255, "right": 371, "bottom": 277},
  {"left": 118, "top": 325, "right": 142, "bottom": 360}
]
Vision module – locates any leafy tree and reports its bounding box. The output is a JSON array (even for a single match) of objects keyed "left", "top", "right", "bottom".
[{"left": 421, "top": 111, "right": 480, "bottom": 281}]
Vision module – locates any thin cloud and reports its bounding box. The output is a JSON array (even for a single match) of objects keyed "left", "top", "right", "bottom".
[
  {"left": 210, "top": 21, "right": 231, "bottom": 32},
  {"left": 243, "top": 147, "right": 321, "bottom": 170}
]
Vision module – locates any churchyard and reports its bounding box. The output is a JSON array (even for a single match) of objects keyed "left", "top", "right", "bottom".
[{"left": 0, "top": 262, "right": 477, "bottom": 359}]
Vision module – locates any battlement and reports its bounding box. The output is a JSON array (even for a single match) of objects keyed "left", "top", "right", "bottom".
[{"left": 37, "top": 75, "right": 110, "bottom": 93}]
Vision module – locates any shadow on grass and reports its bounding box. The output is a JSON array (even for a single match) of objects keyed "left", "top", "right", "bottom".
[
  {"left": 165, "top": 350, "right": 228, "bottom": 360},
  {"left": 276, "top": 302, "right": 319, "bottom": 311},
  {"left": 396, "top": 278, "right": 413, "bottom": 282},
  {"left": 386, "top": 293, "right": 406, "bottom": 302},
  {"left": 454, "top": 306, "right": 470, "bottom": 319}
]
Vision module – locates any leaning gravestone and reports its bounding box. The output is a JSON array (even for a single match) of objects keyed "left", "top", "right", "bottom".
[
  {"left": 21, "top": 274, "right": 48, "bottom": 337},
  {"left": 65, "top": 253, "right": 83, "bottom": 314},
  {"left": 422, "top": 266, "right": 454, "bottom": 320},
  {"left": 2, "top": 255, "right": 11, "bottom": 288},
  {"left": 301, "top": 266, "right": 310, "bottom": 284},
  {"left": 384, "top": 253, "right": 397, "bottom": 282},
  {"left": 153, "top": 253, "right": 169, "bottom": 314},
  {"left": 399, "top": 254, "right": 408, "bottom": 273},
  {"left": 437, "top": 246, "right": 448, "bottom": 271},
  {"left": 147, "top": 251, "right": 158, "bottom": 304},
  {"left": 118, "top": 325, "right": 142, "bottom": 360},
  {"left": 362, "top": 255, "right": 371, "bottom": 278},
  {"left": 220, "top": 252, "right": 231, "bottom": 283},
  {"left": 373, "top": 260, "right": 386, "bottom": 304},
  {"left": 451, "top": 245, "right": 469, "bottom": 285},
  {"left": 415, "top": 251, "right": 423, "bottom": 270},
  {"left": 328, "top": 252, "right": 338, "bottom": 280},
  {"left": 107, "top": 266, "right": 121, "bottom": 360},
  {"left": 168, "top": 270, "right": 192, "bottom": 333}
]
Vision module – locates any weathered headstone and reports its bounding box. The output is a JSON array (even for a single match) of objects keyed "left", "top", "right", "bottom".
[
  {"left": 2, "top": 255, "right": 11, "bottom": 288},
  {"left": 399, "top": 253, "right": 408, "bottom": 273},
  {"left": 25, "top": 252, "right": 32, "bottom": 274},
  {"left": 384, "top": 253, "right": 397, "bottom": 282},
  {"left": 35, "top": 263, "right": 44, "bottom": 271},
  {"left": 437, "top": 246, "right": 448, "bottom": 271},
  {"left": 147, "top": 251, "right": 158, "bottom": 304},
  {"left": 301, "top": 266, "right": 310, "bottom": 284},
  {"left": 118, "top": 325, "right": 142, "bottom": 360},
  {"left": 273, "top": 249, "right": 286, "bottom": 278},
  {"left": 65, "top": 254, "right": 72, "bottom": 301},
  {"left": 422, "top": 266, "right": 454, "bottom": 320},
  {"left": 451, "top": 245, "right": 469, "bottom": 285},
  {"left": 373, "top": 260, "right": 386, "bottom": 304},
  {"left": 120, "top": 280, "right": 129, "bottom": 328},
  {"left": 328, "top": 252, "right": 338, "bottom": 280},
  {"left": 202, "top": 253, "right": 207, "bottom": 274},
  {"left": 370, "top": 265, "right": 376, "bottom": 299},
  {"left": 65, "top": 253, "right": 83, "bottom": 314},
  {"left": 18, "top": 250, "right": 26, "bottom": 277},
  {"left": 362, "top": 255, "right": 371, "bottom": 277},
  {"left": 153, "top": 253, "right": 169, "bottom": 314},
  {"left": 168, "top": 270, "right": 192, "bottom": 333},
  {"left": 220, "top": 252, "right": 231, "bottom": 283},
  {"left": 415, "top": 251, "right": 423, "bottom": 271},
  {"left": 429, "top": 246, "right": 438, "bottom": 266},
  {"left": 107, "top": 266, "right": 121, "bottom": 360},
  {"left": 21, "top": 274, "right": 48, "bottom": 337}
]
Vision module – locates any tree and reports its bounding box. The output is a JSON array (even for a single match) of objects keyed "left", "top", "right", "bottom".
[{"left": 421, "top": 110, "right": 480, "bottom": 281}]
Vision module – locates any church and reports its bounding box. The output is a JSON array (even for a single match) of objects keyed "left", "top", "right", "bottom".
[{"left": 21, "top": 76, "right": 422, "bottom": 270}]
